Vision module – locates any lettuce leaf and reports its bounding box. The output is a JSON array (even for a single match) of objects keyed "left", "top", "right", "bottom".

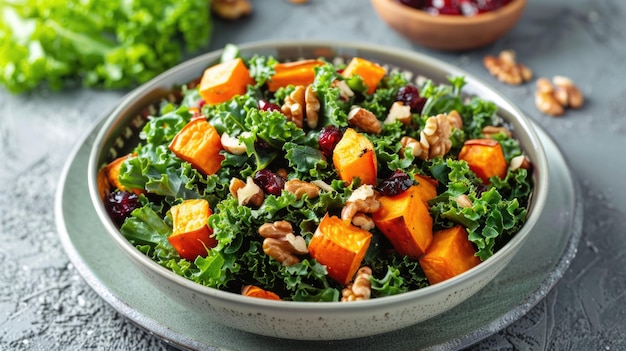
[{"left": 1, "top": 0, "right": 212, "bottom": 93}]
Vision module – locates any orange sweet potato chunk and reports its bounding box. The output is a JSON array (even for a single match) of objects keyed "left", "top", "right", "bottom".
[
  {"left": 419, "top": 225, "right": 481, "bottom": 285},
  {"left": 458, "top": 139, "right": 508, "bottom": 184},
  {"left": 168, "top": 199, "right": 217, "bottom": 261},
  {"left": 169, "top": 117, "right": 225, "bottom": 175},
  {"left": 199, "top": 57, "right": 254, "bottom": 105},
  {"left": 332, "top": 128, "right": 378, "bottom": 185},
  {"left": 372, "top": 185, "right": 435, "bottom": 259},
  {"left": 97, "top": 154, "right": 143, "bottom": 199},
  {"left": 267, "top": 59, "right": 325, "bottom": 92},
  {"left": 413, "top": 174, "right": 438, "bottom": 204},
  {"left": 241, "top": 285, "right": 281, "bottom": 300},
  {"left": 341, "top": 57, "right": 386, "bottom": 94},
  {"left": 308, "top": 214, "right": 372, "bottom": 285}
]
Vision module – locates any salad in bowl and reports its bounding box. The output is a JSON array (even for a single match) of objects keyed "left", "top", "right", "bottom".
[{"left": 90, "top": 42, "right": 546, "bottom": 339}]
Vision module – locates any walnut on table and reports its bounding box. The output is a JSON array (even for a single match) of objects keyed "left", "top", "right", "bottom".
[
  {"left": 534, "top": 76, "right": 584, "bottom": 116},
  {"left": 483, "top": 50, "right": 533, "bottom": 85}
]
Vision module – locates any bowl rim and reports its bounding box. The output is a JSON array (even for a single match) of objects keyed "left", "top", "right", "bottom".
[
  {"left": 88, "top": 39, "right": 549, "bottom": 313},
  {"left": 371, "top": 0, "right": 527, "bottom": 26}
]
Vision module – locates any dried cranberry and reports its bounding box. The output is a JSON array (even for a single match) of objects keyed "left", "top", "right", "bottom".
[
  {"left": 458, "top": 0, "right": 479, "bottom": 16},
  {"left": 476, "top": 0, "right": 509, "bottom": 13},
  {"left": 432, "top": 0, "right": 463, "bottom": 15},
  {"left": 107, "top": 190, "right": 140, "bottom": 223},
  {"left": 398, "top": 0, "right": 424, "bottom": 8},
  {"left": 253, "top": 169, "right": 285, "bottom": 196},
  {"left": 254, "top": 138, "right": 272, "bottom": 151},
  {"left": 258, "top": 100, "right": 281, "bottom": 112},
  {"left": 376, "top": 170, "right": 413, "bottom": 196},
  {"left": 318, "top": 125, "right": 344, "bottom": 158},
  {"left": 396, "top": 85, "right": 426, "bottom": 113}
]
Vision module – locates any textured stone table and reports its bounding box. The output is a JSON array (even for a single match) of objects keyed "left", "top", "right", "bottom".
[{"left": 1, "top": 0, "right": 625, "bottom": 350}]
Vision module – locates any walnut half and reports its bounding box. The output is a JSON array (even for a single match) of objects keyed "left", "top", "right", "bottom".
[
  {"left": 258, "top": 220, "right": 308, "bottom": 266},
  {"left": 483, "top": 50, "right": 533, "bottom": 85}
]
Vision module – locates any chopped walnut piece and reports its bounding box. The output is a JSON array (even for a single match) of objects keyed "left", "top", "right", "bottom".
[
  {"left": 332, "top": 79, "right": 354, "bottom": 101},
  {"left": 212, "top": 0, "right": 252, "bottom": 20},
  {"left": 229, "top": 177, "right": 246, "bottom": 198},
  {"left": 258, "top": 220, "right": 308, "bottom": 266},
  {"left": 341, "top": 267, "right": 372, "bottom": 302},
  {"left": 400, "top": 135, "right": 427, "bottom": 159},
  {"left": 454, "top": 194, "right": 473, "bottom": 208},
  {"left": 305, "top": 85, "right": 320, "bottom": 128},
  {"left": 236, "top": 176, "right": 264, "bottom": 207},
  {"left": 483, "top": 50, "right": 533, "bottom": 85},
  {"left": 384, "top": 101, "right": 412, "bottom": 125},
  {"left": 221, "top": 132, "right": 247, "bottom": 155},
  {"left": 420, "top": 114, "right": 453, "bottom": 159},
  {"left": 552, "top": 76, "right": 584, "bottom": 109},
  {"left": 341, "top": 185, "right": 381, "bottom": 223},
  {"left": 285, "top": 179, "right": 320, "bottom": 199},
  {"left": 509, "top": 154, "right": 532, "bottom": 171},
  {"left": 400, "top": 112, "right": 457, "bottom": 160},
  {"left": 348, "top": 107, "right": 382, "bottom": 134},
  {"left": 262, "top": 238, "right": 302, "bottom": 266},
  {"left": 351, "top": 213, "right": 375, "bottom": 231},
  {"left": 482, "top": 125, "right": 512, "bottom": 139},
  {"left": 535, "top": 78, "right": 564, "bottom": 116},
  {"left": 446, "top": 110, "right": 463, "bottom": 130},
  {"left": 258, "top": 220, "right": 293, "bottom": 239},
  {"left": 281, "top": 85, "right": 306, "bottom": 128}
]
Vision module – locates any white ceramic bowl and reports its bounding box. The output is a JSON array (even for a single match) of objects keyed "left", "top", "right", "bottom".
[{"left": 88, "top": 41, "right": 548, "bottom": 340}]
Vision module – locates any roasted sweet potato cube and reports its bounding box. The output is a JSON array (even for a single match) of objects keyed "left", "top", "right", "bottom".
[
  {"left": 267, "top": 59, "right": 325, "bottom": 92},
  {"left": 458, "top": 139, "right": 508, "bottom": 184},
  {"left": 168, "top": 199, "right": 217, "bottom": 261},
  {"left": 308, "top": 214, "right": 372, "bottom": 285},
  {"left": 419, "top": 226, "right": 481, "bottom": 285},
  {"left": 199, "top": 57, "right": 254, "bottom": 105},
  {"left": 241, "top": 285, "right": 281, "bottom": 300},
  {"left": 341, "top": 57, "right": 386, "bottom": 94},
  {"left": 96, "top": 154, "right": 143, "bottom": 199},
  {"left": 372, "top": 185, "right": 435, "bottom": 259},
  {"left": 332, "top": 128, "right": 378, "bottom": 186},
  {"left": 413, "top": 174, "right": 438, "bottom": 204},
  {"left": 169, "top": 118, "right": 225, "bottom": 175}
]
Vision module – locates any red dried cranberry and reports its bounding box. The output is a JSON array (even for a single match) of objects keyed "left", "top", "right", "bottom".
[
  {"left": 107, "top": 190, "right": 140, "bottom": 223},
  {"left": 254, "top": 138, "right": 272, "bottom": 151},
  {"left": 433, "top": 0, "right": 463, "bottom": 15},
  {"left": 318, "top": 125, "right": 344, "bottom": 158},
  {"left": 476, "top": 0, "right": 509, "bottom": 13},
  {"left": 398, "top": 0, "right": 424, "bottom": 8},
  {"left": 458, "top": 0, "right": 478, "bottom": 15},
  {"left": 396, "top": 85, "right": 426, "bottom": 113},
  {"left": 258, "top": 100, "right": 281, "bottom": 112},
  {"left": 253, "top": 169, "right": 285, "bottom": 196},
  {"left": 376, "top": 170, "right": 413, "bottom": 196}
]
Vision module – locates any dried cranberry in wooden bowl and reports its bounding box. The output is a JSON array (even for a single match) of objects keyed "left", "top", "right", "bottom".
[{"left": 371, "top": 0, "right": 526, "bottom": 51}]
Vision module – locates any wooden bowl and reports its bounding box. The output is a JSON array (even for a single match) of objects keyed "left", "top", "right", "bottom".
[{"left": 371, "top": 0, "right": 527, "bottom": 51}]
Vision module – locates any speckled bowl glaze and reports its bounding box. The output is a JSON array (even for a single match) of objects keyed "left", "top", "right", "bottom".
[
  {"left": 371, "top": 0, "right": 527, "bottom": 51},
  {"left": 88, "top": 41, "right": 548, "bottom": 340}
]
